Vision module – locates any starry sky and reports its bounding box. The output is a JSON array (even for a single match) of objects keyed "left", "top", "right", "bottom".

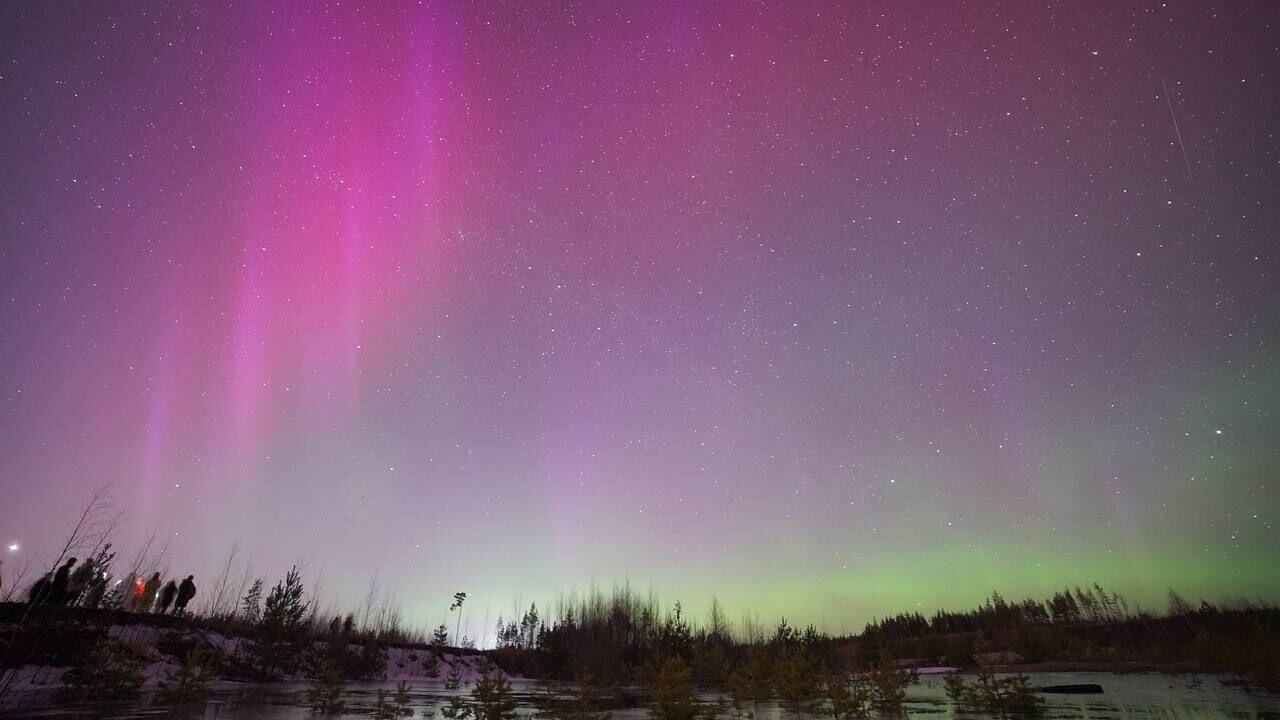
[{"left": 1, "top": 1, "right": 1278, "bottom": 638}]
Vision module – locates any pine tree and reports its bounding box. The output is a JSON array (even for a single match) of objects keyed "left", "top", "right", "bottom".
[
  {"left": 60, "top": 638, "right": 147, "bottom": 703},
  {"left": 262, "top": 567, "right": 308, "bottom": 628},
  {"left": 422, "top": 651, "right": 442, "bottom": 678},
  {"left": 726, "top": 645, "right": 772, "bottom": 716},
  {"left": 772, "top": 650, "right": 818, "bottom": 719},
  {"left": 373, "top": 680, "right": 415, "bottom": 719},
  {"left": 445, "top": 662, "right": 465, "bottom": 690},
  {"left": 305, "top": 669, "right": 346, "bottom": 714},
  {"left": 521, "top": 603, "right": 541, "bottom": 650},
  {"left": 241, "top": 578, "right": 264, "bottom": 622},
  {"left": 243, "top": 566, "right": 309, "bottom": 680},
  {"left": 864, "top": 649, "right": 915, "bottom": 716},
  {"left": 649, "top": 657, "right": 700, "bottom": 720},
  {"left": 78, "top": 543, "right": 117, "bottom": 609},
  {"left": 451, "top": 592, "right": 468, "bottom": 648},
  {"left": 442, "top": 693, "right": 473, "bottom": 720},
  {"left": 570, "top": 673, "right": 613, "bottom": 720},
  {"left": 472, "top": 671, "right": 519, "bottom": 720},
  {"left": 154, "top": 645, "right": 216, "bottom": 706},
  {"left": 944, "top": 672, "right": 1042, "bottom": 715},
  {"left": 823, "top": 672, "right": 873, "bottom": 720}
]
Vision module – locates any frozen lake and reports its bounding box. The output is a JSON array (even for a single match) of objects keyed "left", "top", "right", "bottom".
[{"left": 4, "top": 672, "right": 1279, "bottom": 719}]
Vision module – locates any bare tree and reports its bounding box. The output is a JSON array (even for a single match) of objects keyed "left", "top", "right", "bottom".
[
  {"left": 481, "top": 605, "right": 491, "bottom": 649},
  {"left": 0, "top": 549, "right": 38, "bottom": 603},
  {"left": 79, "top": 510, "right": 123, "bottom": 575},
  {"left": 374, "top": 591, "right": 399, "bottom": 639},
  {"left": 153, "top": 532, "right": 176, "bottom": 582},
  {"left": 360, "top": 572, "right": 381, "bottom": 634},
  {"left": 231, "top": 560, "right": 255, "bottom": 621},
  {"left": 44, "top": 486, "right": 117, "bottom": 580},
  {"left": 125, "top": 529, "right": 160, "bottom": 582},
  {"left": 305, "top": 565, "right": 326, "bottom": 629},
  {"left": 200, "top": 542, "right": 242, "bottom": 617},
  {"left": 0, "top": 487, "right": 118, "bottom": 702},
  {"left": 708, "top": 596, "right": 730, "bottom": 639}
]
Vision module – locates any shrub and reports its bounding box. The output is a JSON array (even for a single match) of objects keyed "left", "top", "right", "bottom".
[
  {"left": 373, "top": 680, "right": 415, "bottom": 718},
  {"left": 943, "top": 635, "right": 976, "bottom": 668},
  {"left": 566, "top": 673, "right": 614, "bottom": 720},
  {"left": 725, "top": 645, "right": 772, "bottom": 716},
  {"left": 422, "top": 651, "right": 442, "bottom": 678},
  {"left": 445, "top": 662, "right": 466, "bottom": 690},
  {"left": 944, "top": 672, "right": 1043, "bottom": 716},
  {"left": 772, "top": 650, "right": 819, "bottom": 718},
  {"left": 240, "top": 579, "right": 264, "bottom": 623},
  {"left": 442, "top": 693, "right": 474, "bottom": 719},
  {"left": 473, "top": 671, "right": 519, "bottom": 720},
  {"left": 864, "top": 650, "right": 915, "bottom": 715},
  {"left": 59, "top": 639, "right": 148, "bottom": 703},
  {"left": 304, "top": 634, "right": 386, "bottom": 683},
  {"left": 823, "top": 672, "right": 873, "bottom": 720},
  {"left": 154, "top": 644, "right": 217, "bottom": 706},
  {"left": 304, "top": 669, "right": 346, "bottom": 714},
  {"left": 241, "top": 566, "right": 310, "bottom": 680},
  {"left": 649, "top": 657, "right": 701, "bottom": 720}
]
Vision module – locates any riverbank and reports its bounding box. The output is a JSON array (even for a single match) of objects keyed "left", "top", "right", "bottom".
[
  {"left": 0, "top": 601, "right": 508, "bottom": 703},
  {"left": 977, "top": 659, "right": 1208, "bottom": 674},
  {"left": 2, "top": 631, "right": 500, "bottom": 693}
]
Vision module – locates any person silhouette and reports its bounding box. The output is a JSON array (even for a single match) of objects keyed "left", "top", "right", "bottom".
[
  {"left": 174, "top": 575, "right": 197, "bottom": 616},
  {"left": 156, "top": 579, "right": 178, "bottom": 615},
  {"left": 66, "top": 557, "right": 95, "bottom": 606},
  {"left": 139, "top": 572, "right": 162, "bottom": 613},
  {"left": 49, "top": 558, "right": 77, "bottom": 605},
  {"left": 29, "top": 572, "right": 53, "bottom": 604}
]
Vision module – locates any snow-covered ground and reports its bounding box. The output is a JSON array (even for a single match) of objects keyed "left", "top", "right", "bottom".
[{"left": 0, "top": 620, "right": 516, "bottom": 693}]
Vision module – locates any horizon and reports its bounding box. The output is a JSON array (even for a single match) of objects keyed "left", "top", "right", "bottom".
[
  {"left": 2, "top": 1, "right": 1278, "bottom": 639},
  {"left": 8, "top": 511, "right": 1272, "bottom": 648}
]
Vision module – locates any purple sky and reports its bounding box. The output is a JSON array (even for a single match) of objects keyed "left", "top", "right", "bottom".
[{"left": 2, "top": 1, "right": 1278, "bottom": 638}]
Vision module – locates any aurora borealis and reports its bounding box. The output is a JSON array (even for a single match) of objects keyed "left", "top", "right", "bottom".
[{"left": 1, "top": 1, "right": 1278, "bottom": 638}]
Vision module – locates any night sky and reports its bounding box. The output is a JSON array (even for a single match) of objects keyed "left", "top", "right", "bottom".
[{"left": 2, "top": 1, "right": 1278, "bottom": 638}]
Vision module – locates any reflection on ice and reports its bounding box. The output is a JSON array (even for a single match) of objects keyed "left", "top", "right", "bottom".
[{"left": 4, "top": 672, "right": 1280, "bottom": 720}]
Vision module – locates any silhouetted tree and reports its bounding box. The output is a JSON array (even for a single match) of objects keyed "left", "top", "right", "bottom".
[
  {"left": 242, "top": 566, "right": 309, "bottom": 680},
  {"left": 240, "top": 578, "right": 264, "bottom": 623},
  {"left": 451, "top": 592, "right": 468, "bottom": 646},
  {"left": 649, "top": 657, "right": 700, "bottom": 720}
]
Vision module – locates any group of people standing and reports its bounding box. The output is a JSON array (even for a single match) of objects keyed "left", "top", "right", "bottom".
[
  {"left": 27, "top": 556, "right": 103, "bottom": 606},
  {"left": 120, "top": 572, "right": 198, "bottom": 616},
  {"left": 26, "top": 557, "right": 197, "bottom": 617}
]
